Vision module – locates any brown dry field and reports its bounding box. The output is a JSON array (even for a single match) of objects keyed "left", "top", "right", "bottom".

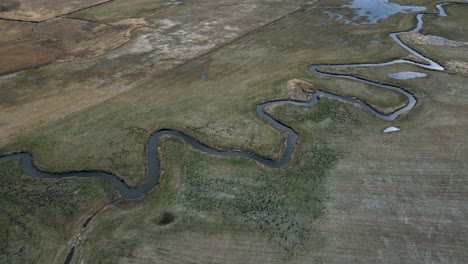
[
  {"left": 0, "top": 18, "right": 144, "bottom": 76},
  {"left": 0, "top": 0, "right": 159, "bottom": 75},
  {"left": 0, "top": 0, "right": 109, "bottom": 21}
]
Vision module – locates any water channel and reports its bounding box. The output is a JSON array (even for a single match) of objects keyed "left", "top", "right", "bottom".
[{"left": 0, "top": 3, "right": 457, "bottom": 200}]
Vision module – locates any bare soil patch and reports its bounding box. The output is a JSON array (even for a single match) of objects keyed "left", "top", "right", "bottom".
[
  {"left": 445, "top": 60, "right": 468, "bottom": 76},
  {"left": 286, "top": 79, "right": 314, "bottom": 101},
  {"left": 403, "top": 32, "right": 468, "bottom": 47}
]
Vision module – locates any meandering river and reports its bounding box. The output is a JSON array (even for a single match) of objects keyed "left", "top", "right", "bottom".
[{"left": 0, "top": 3, "right": 455, "bottom": 200}]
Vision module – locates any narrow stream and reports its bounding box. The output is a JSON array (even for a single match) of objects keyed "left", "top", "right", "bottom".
[{"left": 0, "top": 3, "right": 455, "bottom": 200}]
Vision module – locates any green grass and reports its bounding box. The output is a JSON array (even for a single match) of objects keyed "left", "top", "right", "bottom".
[
  {"left": 72, "top": 104, "right": 344, "bottom": 261},
  {"left": 0, "top": 161, "right": 112, "bottom": 263},
  {"left": 421, "top": 4, "right": 468, "bottom": 42},
  {"left": 402, "top": 4, "right": 468, "bottom": 71}
]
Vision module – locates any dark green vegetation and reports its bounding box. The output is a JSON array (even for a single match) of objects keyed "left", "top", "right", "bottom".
[
  {"left": 0, "top": 161, "right": 111, "bottom": 263},
  {"left": 1, "top": 0, "right": 467, "bottom": 263}
]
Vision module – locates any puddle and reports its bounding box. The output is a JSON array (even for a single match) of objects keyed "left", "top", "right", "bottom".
[
  {"left": 163, "top": 0, "right": 182, "bottom": 6},
  {"left": 427, "top": 35, "right": 454, "bottom": 46},
  {"left": 200, "top": 70, "right": 208, "bottom": 80},
  {"left": 324, "top": 11, "right": 351, "bottom": 25},
  {"left": 383, "top": 126, "right": 400, "bottom": 133},
  {"left": 387, "top": 71, "right": 427, "bottom": 80},
  {"left": 429, "top": 35, "right": 447, "bottom": 40},
  {"left": 332, "top": 0, "right": 426, "bottom": 25}
]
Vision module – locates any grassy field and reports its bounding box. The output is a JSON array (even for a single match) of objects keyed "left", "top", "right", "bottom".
[
  {"left": 0, "top": 0, "right": 305, "bottom": 150},
  {"left": 311, "top": 69, "right": 468, "bottom": 263},
  {"left": 420, "top": 4, "right": 468, "bottom": 42},
  {"left": 402, "top": 4, "right": 468, "bottom": 76},
  {"left": 0, "top": 1, "right": 420, "bottom": 186},
  {"left": 1, "top": 0, "right": 467, "bottom": 263},
  {"left": 0, "top": 161, "right": 112, "bottom": 263},
  {"left": 71, "top": 128, "right": 339, "bottom": 262}
]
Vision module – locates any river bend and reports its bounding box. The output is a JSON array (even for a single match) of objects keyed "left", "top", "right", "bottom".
[{"left": 0, "top": 3, "right": 454, "bottom": 200}]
